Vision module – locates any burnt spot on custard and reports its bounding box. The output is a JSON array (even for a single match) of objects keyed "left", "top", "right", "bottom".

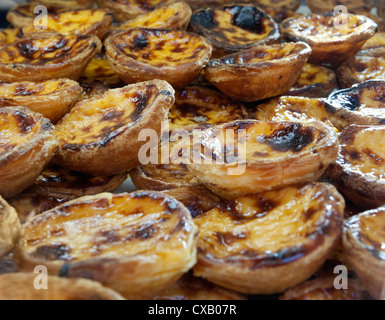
[
  {"left": 231, "top": 6, "right": 266, "bottom": 33},
  {"left": 31, "top": 244, "right": 72, "bottom": 261},
  {"left": 257, "top": 123, "right": 315, "bottom": 153},
  {"left": 12, "top": 109, "right": 36, "bottom": 135}
]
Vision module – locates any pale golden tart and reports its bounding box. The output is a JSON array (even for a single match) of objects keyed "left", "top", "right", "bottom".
[
  {"left": 0, "top": 273, "right": 125, "bottom": 300},
  {"left": 0, "top": 79, "right": 82, "bottom": 124},
  {"left": 254, "top": 96, "right": 338, "bottom": 132},
  {"left": 105, "top": 28, "right": 212, "bottom": 88},
  {"left": 343, "top": 208, "right": 385, "bottom": 300},
  {"left": 324, "top": 80, "right": 385, "bottom": 131},
  {"left": 0, "top": 106, "right": 58, "bottom": 199},
  {"left": 117, "top": 1, "right": 192, "bottom": 31},
  {"left": 153, "top": 274, "right": 246, "bottom": 300},
  {"left": 358, "top": 32, "right": 385, "bottom": 56},
  {"left": 97, "top": 0, "right": 170, "bottom": 22},
  {"left": 306, "top": 0, "right": 374, "bottom": 14},
  {"left": 54, "top": 80, "right": 175, "bottom": 176},
  {"left": 7, "top": 4, "right": 69, "bottom": 28},
  {"left": 14, "top": 191, "right": 198, "bottom": 300},
  {"left": 193, "top": 182, "right": 345, "bottom": 294},
  {"left": 280, "top": 13, "right": 378, "bottom": 68},
  {"left": 129, "top": 86, "right": 249, "bottom": 191},
  {"left": 21, "top": 9, "right": 113, "bottom": 39},
  {"left": 327, "top": 125, "right": 385, "bottom": 209},
  {"left": 204, "top": 42, "right": 312, "bottom": 102},
  {"left": 288, "top": 63, "right": 337, "bottom": 98},
  {"left": 0, "top": 196, "right": 21, "bottom": 258},
  {"left": 80, "top": 51, "right": 122, "bottom": 86},
  {"left": 189, "top": 4, "right": 279, "bottom": 56},
  {"left": 174, "top": 120, "right": 339, "bottom": 199},
  {"left": 29, "top": 0, "right": 96, "bottom": 10},
  {"left": 0, "top": 34, "right": 101, "bottom": 82},
  {"left": 280, "top": 277, "right": 372, "bottom": 300},
  {"left": 336, "top": 54, "right": 385, "bottom": 89}
]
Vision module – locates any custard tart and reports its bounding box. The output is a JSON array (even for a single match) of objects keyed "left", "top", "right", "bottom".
[
  {"left": 0, "top": 79, "right": 82, "bottom": 124},
  {"left": 327, "top": 125, "right": 385, "bottom": 209},
  {"left": 129, "top": 138, "right": 203, "bottom": 191},
  {"left": 0, "top": 106, "right": 58, "bottom": 199},
  {"left": 77, "top": 81, "right": 110, "bottom": 101},
  {"left": 24, "top": 164, "right": 127, "bottom": 198},
  {"left": 0, "top": 34, "right": 101, "bottom": 82},
  {"left": 254, "top": 96, "right": 337, "bottom": 131},
  {"left": 163, "top": 186, "right": 223, "bottom": 218},
  {"left": 358, "top": 32, "right": 385, "bottom": 56},
  {"left": 189, "top": 4, "right": 279, "bottom": 57},
  {"left": 324, "top": 80, "right": 385, "bottom": 130},
  {"left": 336, "top": 54, "right": 385, "bottom": 88},
  {"left": 205, "top": 42, "right": 311, "bottom": 102},
  {"left": 21, "top": 9, "right": 113, "bottom": 40},
  {"left": 193, "top": 182, "right": 344, "bottom": 294},
  {"left": 306, "top": 0, "right": 374, "bottom": 14},
  {"left": 14, "top": 191, "right": 198, "bottom": 300},
  {"left": 117, "top": 1, "right": 192, "bottom": 30},
  {"left": 8, "top": 193, "right": 72, "bottom": 225},
  {"left": 0, "top": 196, "right": 21, "bottom": 258},
  {"left": 54, "top": 80, "right": 175, "bottom": 176},
  {"left": 280, "top": 277, "right": 372, "bottom": 300},
  {"left": 153, "top": 273, "right": 246, "bottom": 300},
  {"left": 288, "top": 63, "right": 337, "bottom": 97},
  {"left": 254, "top": 0, "right": 301, "bottom": 12},
  {"left": 105, "top": 28, "right": 212, "bottom": 88},
  {"left": 0, "top": 29, "right": 25, "bottom": 47},
  {"left": 80, "top": 51, "right": 122, "bottom": 86},
  {"left": 0, "top": 273, "right": 124, "bottom": 300},
  {"left": 29, "top": 0, "right": 96, "bottom": 10},
  {"left": 97, "top": 0, "right": 170, "bottom": 22},
  {"left": 173, "top": 120, "right": 339, "bottom": 199},
  {"left": 343, "top": 207, "right": 385, "bottom": 300},
  {"left": 7, "top": 3, "right": 68, "bottom": 29},
  {"left": 280, "top": 13, "right": 377, "bottom": 68}
]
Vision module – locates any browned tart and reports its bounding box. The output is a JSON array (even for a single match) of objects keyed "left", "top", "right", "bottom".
[
  {"left": 0, "top": 273, "right": 125, "bottom": 300},
  {"left": 0, "top": 79, "right": 82, "bottom": 124},
  {"left": 0, "top": 34, "right": 101, "bottom": 82},
  {"left": 336, "top": 54, "right": 385, "bottom": 88},
  {"left": 287, "top": 63, "right": 337, "bottom": 97},
  {"left": 97, "top": 0, "right": 170, "bottom": 22},
  {"left": 189, "top": 4, "right": 279, "bottom": 57},
  {"left": 0, "top": 196, "right": 21, "bottom": 258},
  {"left": 205, "top": 42, "right": 311, "bottom": 102},
  {"left": 105, "top": 28, "right": 212, "bottom": 88},
  {"left": 153, "top": 273, "right": 246, "bottom": 300},
  {"left": 14, "top": 191, "right": 198, "bottom": 300},
  {"left": 324, "top": 80, "right": 385, "bottom": 131},
  {"left": 54, "top": 80, "right": 175, "bottom": 176},
  {"left": 306, "top": 0, "right": 374, "bottom": 14},
  {"left": 280, "top": 13, "right": 377, "bottom": 68},
  {"left": 327, "top": 124, "right": 385, "bottom": 209},
  {"left": 343, "top": 208, "right": 385, "bottom": 300},
  {"left": 280, "top": 276, "right": 372, "bottom": 300},
  {"left": 0, "top": 106, "right": 58, "bottom": 199},
  {"left": 6, "top": 3, "right": 68, "bottom": 29},
  {"left": 193, "top": 182, "right": 345, "bottom": 294},
  {"left": 29, "top": 0, "right": 96, "bottom": 10},
  {"left": 173, "top": 120, "right": 339, "bottom": 199}
]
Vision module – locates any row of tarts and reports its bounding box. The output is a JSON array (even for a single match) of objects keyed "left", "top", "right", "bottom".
[{"left": 0, "top": 0, "right": 384, "bottom": 300}]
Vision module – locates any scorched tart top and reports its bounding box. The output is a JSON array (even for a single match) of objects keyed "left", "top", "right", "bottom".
[
  {"left": 106, "top": 28, "right": 211, "bottom": 68},
  {"left": 189, "top": 4, "right": 279, "bottom": 52}
]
